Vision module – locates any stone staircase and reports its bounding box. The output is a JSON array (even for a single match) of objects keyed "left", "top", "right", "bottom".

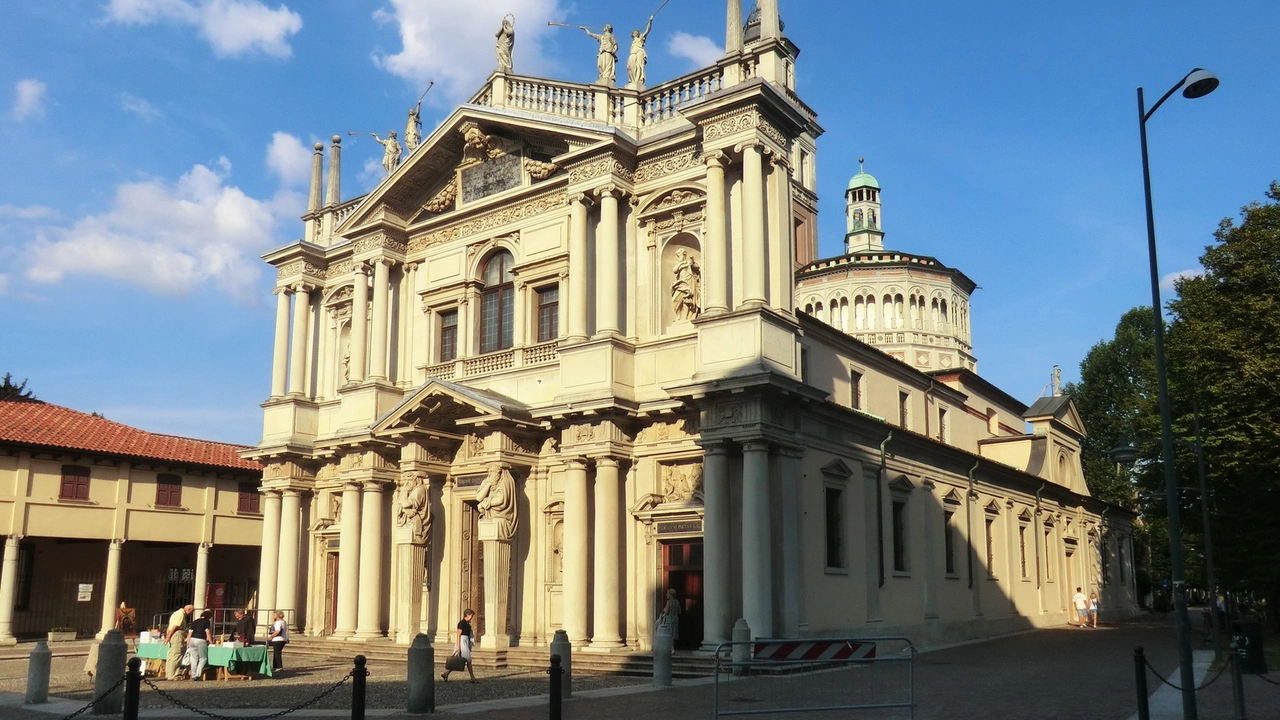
[{"left": 286, "top": 636, "right": 717, "bottom": 678}]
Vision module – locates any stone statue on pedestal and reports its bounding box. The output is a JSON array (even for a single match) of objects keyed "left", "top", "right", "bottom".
[
  {"left": 627, "top": 16, "right": 654, "bottom": 88},
  {"left": 394, "top": 471, "right": 431, "bottom": 547},
  {"left": 371, "top": 131, "right": 403, "bottom": 174},
  {"left": 495, "top": 15, "right": 515, "bottom": 72},
  {"left": 580, "top": 25, "right": 618, "bottom": 86},
  {"left": 476, "top": 462, "right": 517, "bottom": 540},
  {"left": 670, "top": 248, "right": 702, "bottom": 321}
]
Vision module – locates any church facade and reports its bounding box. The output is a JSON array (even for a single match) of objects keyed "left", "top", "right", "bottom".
[{"left": 246, "top": 0, "right": 1139, "bottom": 657}]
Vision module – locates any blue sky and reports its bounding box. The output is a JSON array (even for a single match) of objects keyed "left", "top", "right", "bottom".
[{"left": 1, "top": 0, "right": 1277, "bottom": 445}]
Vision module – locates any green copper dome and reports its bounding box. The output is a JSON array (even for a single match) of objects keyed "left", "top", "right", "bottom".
[{"left": 847, "top": 170, "right": 880, "bottom": 191}]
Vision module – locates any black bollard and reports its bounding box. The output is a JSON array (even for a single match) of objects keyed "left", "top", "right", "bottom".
[
  {"left": 406, "top": 634, "right": 435, "bottom": 714},
  {"left": 1230, "top": 649, "right": 1247, "bottom": 720},
  {"left": 549, "top": 654, "right": 563, "bottom": 720},
  {"left": 93, "top": 629, "right": 127, "bottom": 715},
  {"left": 25, "top": 641, "right": 51, "bottom": 704},
  {"left": 550, "top": 629, "right": 572, "bottom": 698},
  {"left": 123, "top": 657, "right": 141, "bottom": 720},
  {"left": 352, "top": 655, "right": 367, "bottom": 720},
  {"left": 1133, "top": 646, "right": 1149, "bottom": 720}
]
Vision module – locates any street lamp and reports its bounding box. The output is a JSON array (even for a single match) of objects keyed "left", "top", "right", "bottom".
[{"left": 1137, "top": 67, "right": 1219, "bottom": 720}]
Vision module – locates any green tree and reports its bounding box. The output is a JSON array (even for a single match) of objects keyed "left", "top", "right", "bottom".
[{"left": 0, "top": 374, "right": 37, "bottom": 402}]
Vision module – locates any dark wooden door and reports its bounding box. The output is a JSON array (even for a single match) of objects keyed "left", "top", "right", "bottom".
[
  {"left": 325, "top": 552, "right": 339, "bottom": 635},
  {"left": 461, "top": 501, "right": 485, "bottom": 638},
  {"left": 662, "top": 540, "right": 704, "bottom": 650}
]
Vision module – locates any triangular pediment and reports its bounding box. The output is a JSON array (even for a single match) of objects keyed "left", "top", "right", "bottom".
[
  {"left": 1023, "top": 394, "right": 1086, "bottom": 437},
  {"left": 887, "top": 474, "right": 916, "bottom": 492},
  {"left": 820, "top": 459, "right": 854, "bottom": 479},
  {"left": 371, "top": 379, "right": 536, "bottom": 437},
  {"left": 984, "top": 500, "right": 1002, "bottom": 514},
  {"left": 943, "top": 488, "right": 962, "bottom": 505}
]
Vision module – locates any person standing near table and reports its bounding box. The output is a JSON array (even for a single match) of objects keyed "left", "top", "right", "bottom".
[
  {"left": 232, "top": 609, "right": 256, "bottom": 644},
  {"left": 186, "top": 610, "right": 213, "bottom": 681},
  {"left": 163, "top": 604, "right": 194, "bottom": 680},
  {"left": 268, "top": 611, "right": 289, "bottom": 671}
]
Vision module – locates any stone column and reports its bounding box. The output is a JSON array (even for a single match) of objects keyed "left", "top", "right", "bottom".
[
  {"left": 270, "top": 289, "right": 291, "bottom": 397},
  {"left": 287, "top": 284, "right": 311, "bottom": 396},
  {"left": 193, "top": 543, "right": 210, "bottom": 614},
  {"left": 567, "top": 195, "right": 590, "bottom": 342},
  {"left": 350, "top": 265, "right": 369, "bottom": 383},
  {"left": 335, "top": 482, "right": 362, "bottom": 637},
  {"left": 96, "top": 539, "right": 123, "bottom": 639},
  {"left": 370, "top": 260, "right": 392, "bottom": 381},
  {"left": 0, "top": 536, "right": 20, "bottom": 645},
  {"left": 562, "top": 457, "right": 590, "bottom": 646},
  {"left": 741, "top": 440, "right": 773, "bottom": 638},
  {"left": 257, "top": 491, "right": 282, "bottom": 635},
  {"left": 355, "top": 481, "right": 385, "bottom": 639},
  {"left": 769, "top": 154, "right": 795, "bottom": 313},
  {"left": 703, "top": 153, "right": 729, "bottom": 315},
  {"left": 778, "top": 448, "right": 804, "bottom": 636},
  {"left": 407, "top": 263, "right": 426, "bottom": 383},
  {"left": 595, "top": 188, "right": 621, "bottom": 337},
  {"left": 590, "top": 458, "right": 623, "bottom": 648},
  {"left": 740, "top": 143, "right": 767, "bottom": 307},
  {"left": 479, "top": 520, "right": 512, "bottom": 649},
  {"left": 701, "top": 445, "right": 730, "bottom": 648},
  {"left": 277, "top": 490, "right": 303, "bottom": 625}
]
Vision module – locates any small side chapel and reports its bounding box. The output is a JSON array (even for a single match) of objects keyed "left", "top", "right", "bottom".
[{"left": 245, "top": 0, "right": 1139, "bottom": 660}]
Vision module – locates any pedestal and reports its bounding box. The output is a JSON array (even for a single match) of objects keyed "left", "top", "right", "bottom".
[
  {"left": 393, "top": 538, "right": 428, "bottom": 645},
  {"left": 478, "top": 520, "right": 511, "bottom": 650}
]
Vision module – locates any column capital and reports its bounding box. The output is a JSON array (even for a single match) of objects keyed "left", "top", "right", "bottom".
[
  {"left": 4, "top": 535, "right": 22, "bottom": 546},
  {"left": 281, "top": 488, "right": 302, "bottom": 499},
  {"left": 921, "top": 478, "right": 937, "bottom": 492},
  {"left": 768, "top": 152, "right": 793, "bottom": 171},
  {"left": 198, "top": 542, "right": 212, "bottom": 551},
  {"left": 110, "top": 538, "right": 125, "bottom": 548},
  {"left": 734, "top": 140, "right": 764, "bottom": 155},
  {"left": 741, "top": 439, "right": 771, "bottom": 453},
  {"left": 703, "top": 150, "right": 728, "bottom": 168},
  {"left": 353, "top": 261, "right": 370, "bottom": 277},
  {"left": 568, "top": 192, "right": 596, "bottom": 207},
  {"left": 593, "top": 456, "right": 620, "bottom": 469},
  {"left": 273, "top": 286, "right": 292, "bottom": 296},
  {"left": 263, "top": 488, "right": 283, "bottom": 499},
  {"left": 699, "top": 441, "right": 732, "bottom": 456},
  {"left": 593, "top": 184, "right": 622, "bottom": 200},
  {"left": 564, "top": 455, "right": 588, "bottom": 470},
  {"left": 290, "top": 282, "right": 314, "bottom": 294}
]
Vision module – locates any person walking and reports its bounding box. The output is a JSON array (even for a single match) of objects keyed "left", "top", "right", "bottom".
[
  {"left": 1089, "top": 591, "right": 1100, "bottom": 628},
  {"left": 186, "top": 610, "right": 213, "bottom": 681},
  {"left": 163, "top": 604, "right": 193, "bottom": 680},
  {"left": 268, "top": 611, "right": 289, "bottom": 671},
  {"left": 441, "top": 609, "right": 478, "bottom": 683},
  {"left": 1072, "top": 588, "right": 1089, "bottom": 628}
]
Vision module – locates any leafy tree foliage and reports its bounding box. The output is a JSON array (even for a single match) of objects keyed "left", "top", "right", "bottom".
[{"left": 0, "top": 374, "right": 37, "bottom": 402}]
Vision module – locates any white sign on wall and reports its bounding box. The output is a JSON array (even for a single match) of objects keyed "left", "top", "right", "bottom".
[{"left": 77, "top": 584, "right": 93, "bottom": 602}]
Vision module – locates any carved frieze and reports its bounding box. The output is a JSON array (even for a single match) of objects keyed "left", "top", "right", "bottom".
[
  {"left": 701, "top": 110, "right": 790, "bottom": 150},
  {"left": 353, "top": 233, "right": 408, "bottom": 255},
  {"left": 408, "top": 188, "right": 566, "bottom": 252},
  {"left": 421, "top": 179, "right": 458, "bottom": 213},
  {"left": 276, "top": 260, "right": 326, "bottom": 280},
  {"left": 524, "top": 158, "right": 560, "bottom": 180},
  {"left": 568, "top": 156, "right": 635, "bottom": 185},
  {"left": 659, "top": 461, "right": 704, "bottom": 504},
  {"left": 636, "top": 416, "right": 699, "bottom": 443},
  {"left": 654, "top": 210, "right": 703, "bottom": 234},
  {"left": 634, "top": 148, "right": 701, "bottom": 184}
]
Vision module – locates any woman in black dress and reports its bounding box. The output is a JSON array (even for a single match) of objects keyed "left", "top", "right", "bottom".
[{"left": 441, "top": 609, "right": 478, "bottom": 683}]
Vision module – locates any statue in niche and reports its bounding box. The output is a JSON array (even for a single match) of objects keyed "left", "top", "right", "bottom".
[
  {"left": 404, "top": 104, "right": 422, "bottom": 153},
  {"left": 371, "top": 130, "right": 403, "bottom": 174},
  {"left": 495, "top": 15, "right": 515, "bottom": 72},
  {"left": 476, "top": 462, "right": 517, "bottom": 541},
  {"left": 627, "top": 15, "right": 654, "bottom": 88},
  {"left": 579, "top": 24, "right": 618, "bottom": 86},
  {"left": 340, "top": 350, "right": 351, "bottom": 383},
  {"left": 661, "top": 463, "right": 704, "bottom": 504},
  {"left": 670, "top": 248, "right": 702, "bottom": 321},
  {"left": 394, "top": 471, "right": 432, "bottom": 546}
]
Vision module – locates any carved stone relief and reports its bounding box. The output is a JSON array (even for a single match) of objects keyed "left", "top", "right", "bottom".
[{"left": 659, "top": 462, "right": 704, "bottom": 504}]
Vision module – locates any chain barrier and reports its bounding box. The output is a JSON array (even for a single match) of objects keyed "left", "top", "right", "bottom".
[
  {"left": 1142, "top": 656, "right": 1227, "bottom": 692},
  {"left": 140, "top": 668, "right": 356, "bottom": 720},
  {"left": 1249, "top": 672, "right": 1280, "bottom": 686},
  {"left": 59, "top": 675, "right": 127, "bottom": 720}
]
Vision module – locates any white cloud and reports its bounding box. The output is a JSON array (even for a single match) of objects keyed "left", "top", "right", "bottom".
[
  {"left": 0, "top": 204, "right": 54, "bottom": 220},
  {"left": 266, "top": 132, "right": 313, "bottom": 187},
  {"left": 357, "top": 158, "right": 385, "bottom": 192},
  {"left": 666, "top": 32, "right": 722, "bottom": 70},
  {"left": 10, "top": 79, "right": 47, "bottom": 120},
  {"left": 1161, "top": 268, "right": 1204, "bottom": 294},
  {"left": 121, "top": 93, "right": 162, "bottom": 121},
  {"left": 25, "top": 158, "right": 286, "bottom": 300},
  {"left": 106, "top": 0, "right": 302, "bottom": 58},
  {"left": 373, "top": 0, "right": 563, "bottom": 101}
]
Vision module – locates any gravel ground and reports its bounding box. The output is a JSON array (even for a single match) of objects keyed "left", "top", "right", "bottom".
[{"left": 0, "top": 653, "right": 648, "bottom": 712}]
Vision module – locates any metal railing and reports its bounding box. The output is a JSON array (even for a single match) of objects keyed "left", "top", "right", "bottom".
[{"left": 713, "top": 636, "right": 916, "bottom": 719}]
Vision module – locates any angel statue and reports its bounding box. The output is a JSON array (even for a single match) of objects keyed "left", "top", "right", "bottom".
[
  {"left": 371, "top": 130, "right": 403, "bottom": 174},
  {"left": 627, "top": 15, "right": 654, "bottom": 88},
  {"left": 580, "top": 24, "right": 618, "bottom": 86},
  {"left": 495, "top": 15, "right": 515, "bottom": 72}
]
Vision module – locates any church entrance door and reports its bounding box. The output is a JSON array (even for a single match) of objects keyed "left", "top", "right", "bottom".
[
  {"left": 661, "top": 540, "right": 703, "bottom": 650},
  {"left": 461, "top": 501, "right": 486, "bottom": 638},
  {"left": 324, "top": 551, "right": 339, "bottom": 636}
]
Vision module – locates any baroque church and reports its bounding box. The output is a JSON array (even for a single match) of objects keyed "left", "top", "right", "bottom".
[{"left": 245, "top": 0, "right": 1139, "bottom": 659}]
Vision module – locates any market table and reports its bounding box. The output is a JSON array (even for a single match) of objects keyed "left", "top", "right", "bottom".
[
  {"left": 207, "top": 645, "right": 272, "bottom": 680},
  {"left": 134, "top": 642, "right": 169, "bottom": 678}
]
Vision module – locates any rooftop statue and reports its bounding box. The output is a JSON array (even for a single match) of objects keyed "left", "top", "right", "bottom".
[
  {"left": 495, "top": 14, "right": 514, "bottom": 72},
  {"left": 404, "top": 105, "right": 421, "bottom": 152},
  {"left": 627, "top": 15, "right": 654, "bottom": 88},
  {"left": 582, "top": 24, "right": 618, "bottom": 86},
  {"left": 371, "top": 130, "right": 402, "bottom": 174}
]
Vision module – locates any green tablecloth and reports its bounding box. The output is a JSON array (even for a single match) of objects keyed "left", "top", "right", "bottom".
[
  {"left": 135, "top": 643, "right": 168, "bottom": 660},
  {"left": 207, "top": 645, "right": 272, "bottom": 677}
]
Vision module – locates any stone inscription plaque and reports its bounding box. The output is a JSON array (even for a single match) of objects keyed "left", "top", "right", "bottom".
[
  {"left": 461, "top": 153, "right": 522, "bottom": 203},
  {"left": 656, "top": 520, "right": 703, "bottom": 535}
]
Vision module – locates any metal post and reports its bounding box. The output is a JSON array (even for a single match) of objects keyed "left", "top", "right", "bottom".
[
  {"left": 406, "top": 634, "right": 434, "bottom": 714},
  {"left": 550, "top": 629, "right": 572, "bottom": 698},
  {"left": 1134, "top": 646, "right": 1150, "bottom": 720},
  {"left": 1192, "top": 406, "right": 1221, "bottom": 661},
  {"left": 1229, "top": 649, "right": 1246, "bottom": 720},
  {"left": 1138, "top": 84, "right": 1198, "bottom": 720},
  {"left": 549, "top": 654, "right": 563, "bottom": 720},
  {"left": 25, "top": 640, "right": 50, "bottom": 704},
  {"left": 92, "top": 629, "right": 126, "bottom": 715},
  {"left": 351, "top": 655, "right": 367, "bottom": 720},
  {"left": 123, "top": 657, "right": 141, "bottom": 720},
  {"left": 652, "top": 626, "right": 673, "bottom": 687}
]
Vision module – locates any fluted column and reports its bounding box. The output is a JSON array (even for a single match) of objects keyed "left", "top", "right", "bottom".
[
  {"left": 703, "top": 153, "right": 729, "bottom": 315},
  {"left": 567, "top": 195, "right": 590, "bottom": 342},
  {"left": 369, "top": 260, "right": 391, "bottom": 380},
  {"left": 96, "top": 539, "right": 123, "bottom": 639},
  {"left": 257, "top": 491, "right": 282, "bottom": 634},
  {"left": 193, "top": 542, "right": 210, "bottom": 614},
  {"left": 0, "top": 536, "right": 19, "bottom": 645},
  {"left": 741, "top": 440, "right": 773, "bottom": 638},
  {"left": 287, "top": 284, "right": 311, "bottom": 396},
  {"left": 701, "top": 445, "right": 731, "bottom": 648},
  {"left": 769, "top": 154, "right": 795, "bottom": 313},
  {"left": 741, "top": 144, "right": 767, "bottom": 307},
  {"left": 563, "top": 457, "right": 590, "bottom": 645},
  {"left": 270, "top": 289, "right": 291, "bottom": 398},
  {"left": 350, "top": 265, "right": 369, "bottom": 383},
  {"left": 590, "top": 458, "right": 623, "bottom": 647},
  {"left": 276, "top": 490, "right": 302, "bottom": 625},
  {"left": 355, "top": 481, "right": 385, "bottom": 639},
  {"left": 595, "top": 188, "right": 621, "bottom": 337},
  {"left": 334, "top": 482, "right": 362, "bottom": 637}
]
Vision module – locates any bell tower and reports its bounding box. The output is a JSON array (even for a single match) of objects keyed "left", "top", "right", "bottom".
[{"left": 845, "top": 159, "right": 883, "bottom": 252}]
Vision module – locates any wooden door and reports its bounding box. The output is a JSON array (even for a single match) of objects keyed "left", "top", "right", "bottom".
[
  {"left": 460, "top": 501, "right": 485, "bottom": 638},
  {"left": 661, "top": 540, "right": 704, "bottom": 650},
  {"left": 325, "top": 552, "right": 339, "bottom": 635}
]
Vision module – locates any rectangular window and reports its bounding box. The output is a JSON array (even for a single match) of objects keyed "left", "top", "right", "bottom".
[
  {"left": 985, "top": 517, "right": 996, "bottom": 574},
  {"left": 800, "top": 348, "right": 810, "bottom": 384},
  {"left": 59, "top": 465, "right": 90, "bottom": 501},
  {"left": 155, "top": 474, "right": 182, "bottom": 508},
  {"left": 1101, "top": 539, "right": 1112, "bottom": 585},
  {"left": 480, "top": 286, "right": 515, "bottom": 353},
  {"left": 850, "top": 370, "right": 863, "bottom": 410},
  {"left": 1019, "top": 524, "right": 1028, "bottom": 578},
  {"left": 892, "top": 499, "right": 908, "bottom": 572},
  {"left": 898, "top": 392, "right": 910, "bottom": 429},
  {"left": 14, "top": 542, "right": 34, "bottom": 611},
  {"left": 944, "top": 510, "right": 956, "bottom": 575},
  {"left": 439, "top": 310, "right": 458, "bottom": 362},
  {"left": 937, "top": 407, "right": 949, "bottom": 442},
  {"left": 238, "top": 482, "right": 261, "bottom": 514},
  {"left": 1118, "top": 539, "right": 1126, "bottom": 584},
  {"left": 825, "top": 487, "right": 844, "bottom": 569},
  {"left": 536, "top": 286, "right": 559, "bottom": 342},
  {"left": 1044, "top": 526, "right": 1053, "bottom": 581}
]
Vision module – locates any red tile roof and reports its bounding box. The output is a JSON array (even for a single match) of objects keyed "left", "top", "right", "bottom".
[{"left": 0, "top": 400, "right": 261, "bottom": 472}]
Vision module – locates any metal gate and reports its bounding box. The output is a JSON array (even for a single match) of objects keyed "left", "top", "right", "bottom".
[{"left": 713, "top": 636, "right": 916, "bottom": 719}]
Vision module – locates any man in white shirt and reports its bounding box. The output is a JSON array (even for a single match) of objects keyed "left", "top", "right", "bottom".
[
  {"left": 163, "top": 604, "right": 194, "bottom": 679},
  {"left": 1072, "top": 588, "right": 1090, "bottom": 628}
]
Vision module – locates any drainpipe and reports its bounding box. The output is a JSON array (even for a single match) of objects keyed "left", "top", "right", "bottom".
[
  {"left": 878, "top": 431, "right": 893, "bottom": 588},
  {"left": 1035, "top": 483, "right": 1047, "bottom": 590},
  {"left": 967, "top": 460, "right": 980, "bottom": 589}
]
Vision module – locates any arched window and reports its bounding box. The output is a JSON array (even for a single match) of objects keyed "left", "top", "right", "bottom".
[{"left": 480, "top": 250, "right": 515, "bottom": 353}]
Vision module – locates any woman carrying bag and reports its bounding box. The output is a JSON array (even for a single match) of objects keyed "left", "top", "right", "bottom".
[{"left": 441, "top": 609, "right": 478, "bottom": 683}]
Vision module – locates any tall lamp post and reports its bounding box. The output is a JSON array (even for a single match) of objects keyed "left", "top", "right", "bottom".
[{"left": 1136, "top": 67, "right": 1219, "bottom": 720}]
